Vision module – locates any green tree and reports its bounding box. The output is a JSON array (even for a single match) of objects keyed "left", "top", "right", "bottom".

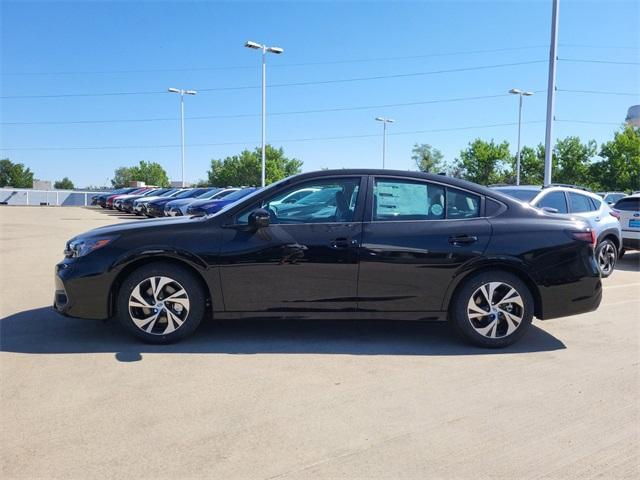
[
  {"left": 590, "top": 125, "right": 640, "bottom": 191},
  {"left": 111, "top": 161, "right": 170, "bottom": 188},
  {"left": 0, "top": 158, "right": 34, "bottom": 188},
  {"left": 552, "top": 136, "right": 597, "bottom": 187},
  {"left": 503, "top": 144, "right": 545, "bottom": 185},
  {"left": 207, "top": 145, "right": 302, "bottom": 187},
  {"left": 412, "top": 143, "right": 445, "bottom": 173},
  {"left": 454, "top": 139, "right": 511, "bottom": 185},
  {"left": 54, "top": 177, "right": 74, "bottom": 190}
]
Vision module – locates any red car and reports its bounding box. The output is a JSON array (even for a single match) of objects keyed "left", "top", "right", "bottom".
[{"left": 106, "top": 188, "right": 149, "bottom": 209}]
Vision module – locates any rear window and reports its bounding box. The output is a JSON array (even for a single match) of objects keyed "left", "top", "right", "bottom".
[{"left": 614, "top": 197, "right": 640, "bottom": 211}]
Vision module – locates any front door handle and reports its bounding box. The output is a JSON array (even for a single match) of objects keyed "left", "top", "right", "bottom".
[
  {"left": 330, "top": 237, "right": 358, "bottom": 249},
  {"left": 448, "top": 235, "right": 478, "bottom": 246}
]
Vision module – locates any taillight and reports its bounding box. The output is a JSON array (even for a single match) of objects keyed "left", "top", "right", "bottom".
[
  {"left": 571, "top": 230, "right": 596, "bottom": 248},
  {"left": 609, "top": 209, "right": 621, "bottom": 220}
]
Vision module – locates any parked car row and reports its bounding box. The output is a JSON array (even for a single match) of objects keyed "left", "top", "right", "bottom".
[
  {"left": 490, "top": 184, "right": 639, "bottom": 277},
  {"left": 94, "top": 186, "right": 265, "bottom": 217}
]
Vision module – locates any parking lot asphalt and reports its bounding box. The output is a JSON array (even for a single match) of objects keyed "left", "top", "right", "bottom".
[{"left": 1, "top": 206, "right": 639, "bottom": 479}]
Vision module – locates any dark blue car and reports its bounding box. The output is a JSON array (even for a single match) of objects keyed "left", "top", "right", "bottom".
[
  {"left": 186, "top": 188, "right": 260, "bottom": 216},
  {"left": 145, "top": 188, "right": 210, "bottom": 217}
]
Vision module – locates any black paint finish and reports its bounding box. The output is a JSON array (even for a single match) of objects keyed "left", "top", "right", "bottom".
[{"left": 54, "top": 169, "right": 602, "bottom": 325}]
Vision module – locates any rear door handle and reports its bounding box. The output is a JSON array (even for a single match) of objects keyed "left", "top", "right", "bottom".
[{"left": 448, "top": 235, "right": 478, "bottom": 246}]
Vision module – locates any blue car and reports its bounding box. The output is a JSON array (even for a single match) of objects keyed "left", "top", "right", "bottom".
[
  {"left": 186, "top": 188, "right": 260, "bottom": 216},
  {"left": 164, "top": 188, "right": 238, "bottom": 216}
]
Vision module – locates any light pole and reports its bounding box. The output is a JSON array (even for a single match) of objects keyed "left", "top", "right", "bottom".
[
  {"left": 509, "top": 89, "right": 534, "bottom": 186},
  {"left": 375, "top": 117, "right": 395, "bottom": 168},
  {"left": 168, "top": 87, "right": 197, "bottom": 187},
  {"left": 245, "top": 40, "right": 284, "bottom": 187}
]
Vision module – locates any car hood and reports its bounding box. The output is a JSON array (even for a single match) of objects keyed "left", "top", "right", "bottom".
[
  {"left": 166, "top": 198, "right": 198, "bottom": 207},
  {"left": 76, "top": 215, "right": 203, "bottom": 240},
  {"left": 135, "top": 195, "right": 167, "bottom": 203}
]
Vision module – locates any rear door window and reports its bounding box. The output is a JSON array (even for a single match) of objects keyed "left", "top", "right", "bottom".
[
  {"left": 372, "top": 178, "right": 481, "bottom": 221},
  {"left": 373, "top": 179, "right": 445, "bottom": 221},
  {"left": 568, "top": 192, "right": 595, "bottom": 213},
  {"left": 535, "top": 191, "right": 568, "bottom": 213}
]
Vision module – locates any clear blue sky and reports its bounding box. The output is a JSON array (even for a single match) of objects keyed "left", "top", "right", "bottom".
[{"left": 1, "top": 0, "right": 638, "bottom": 188}]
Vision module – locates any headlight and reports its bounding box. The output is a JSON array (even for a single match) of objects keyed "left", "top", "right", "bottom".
[{"left": 64, "top": 236, "right": 117, "bottom": 258}]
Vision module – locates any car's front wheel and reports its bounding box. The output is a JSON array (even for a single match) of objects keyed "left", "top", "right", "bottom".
[
  {"left": 596, "top": 239, "right": 617, "bottom": 278},
  {"left": 450, "top": 271, "right": 534, "bottom": 348},
  {"left": 116, "top": 262, "right": 206, "bottom": 343}
]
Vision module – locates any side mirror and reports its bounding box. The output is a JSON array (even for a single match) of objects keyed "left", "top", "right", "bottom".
[
  {"left": 248, "top": 208, "right": 270, "bottom": 229},
  {"left": 541, "top": 206, "right": 559, "bottom": 214}
]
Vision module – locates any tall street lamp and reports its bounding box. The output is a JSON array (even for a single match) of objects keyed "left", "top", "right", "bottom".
[
  {"left": 375, "top": 117, "right": 395, "bottom": 168},
  {"left": 245, "top": 40, "right": 284, "bottom": 187},
  {"left": 508, "top": 88, "right": 534, "bottom": 185},
  {"left": 168, "top": 87, "right": 197, "bottom": 187}
]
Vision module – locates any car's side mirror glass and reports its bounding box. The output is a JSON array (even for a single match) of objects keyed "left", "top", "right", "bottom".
[
  {"left": 541, "top": 206, "right": 559, "bottom": 214},
  {"left": 248, "top": 208, "right": 270, "bottom": 229}
]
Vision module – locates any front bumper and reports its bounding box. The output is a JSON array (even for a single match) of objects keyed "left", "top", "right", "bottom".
[
  {"left": 147, "top": 205, "right": 165, "bottom": 217},
  {"left": 53, "top": 259, "right": 113, "bottom": 320}
]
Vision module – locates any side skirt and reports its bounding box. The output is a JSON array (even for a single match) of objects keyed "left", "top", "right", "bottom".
[{"left": 212, "top": 311, "right": 447, "bottom": 322}]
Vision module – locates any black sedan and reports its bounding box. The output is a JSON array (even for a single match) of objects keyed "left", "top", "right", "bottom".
[{"left": 54, "top": 170, "right": 602, "bottom": 347}]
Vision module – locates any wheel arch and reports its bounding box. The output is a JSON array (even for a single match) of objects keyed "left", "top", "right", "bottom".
[
  {"left": 444, "top": 262, "right": 543, "bottom": 319},
  {"left": 108, "top": 255, "right": 213, "bottom": 318},
  {"left": 596, "top": 229, "right": 621, "bottom": 251}
]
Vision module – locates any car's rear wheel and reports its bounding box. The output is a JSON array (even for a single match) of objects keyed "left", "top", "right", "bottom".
[
  {"left": 596, "top": 239, "right": 617, "bottom": 278},
  {"left": 116, "top": 262, "right": 205, "bottom": 343},
  {"left": 450, "top": 271, "right": 534, "bottom": 348}
]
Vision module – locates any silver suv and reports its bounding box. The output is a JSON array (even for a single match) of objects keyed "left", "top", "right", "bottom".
[{"left": 491, "top": 185, "right": 622, "bottom": 277}]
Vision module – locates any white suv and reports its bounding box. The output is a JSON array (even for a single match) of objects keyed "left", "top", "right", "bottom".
[
  {"left": 491, "top": 185, "right": 623, "bottom": 277},
  {"left": 612, "top": 194, "right": 640, "bottom": 258}
]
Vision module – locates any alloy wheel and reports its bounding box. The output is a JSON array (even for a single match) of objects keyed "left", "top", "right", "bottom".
[
  {"left": 597, "top": 242, "right": 616, "bottom": 276},
  {"left": 467, "top": 282, "right": 524, "bottom": 339},
  {"left": 128, "top": 276, "right": 190, "bottom": 335}
]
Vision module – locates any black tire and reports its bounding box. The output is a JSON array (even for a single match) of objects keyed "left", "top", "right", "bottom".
[
  {"left": 449, "top": 270, "right": 534, "bottom": 348},
  {"left": 116, "top": 262, "right": 206, "bottom": 344},
  {"left": 595, "top": 239, "right": 617, "bottom": 278}
]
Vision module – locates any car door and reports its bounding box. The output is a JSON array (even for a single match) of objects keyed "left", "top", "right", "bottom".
[
  {"left": 357, "top": 176, "right": 492, "bottom": 312},
  {"left": 217, "top": 176, "right": 366, "bottom": 312}
]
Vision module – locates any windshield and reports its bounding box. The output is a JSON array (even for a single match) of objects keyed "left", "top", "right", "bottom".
[
  {"left": 196, "top": 188, "right": 221, "bottom": 199},
  {"left": 221, "top": 188, "right": 257, "bottom": 202},
  {"left": 495, "top": 188, "right": 540, "bottom": 202},
  {"left": 174, "top": 189, "right": 201, "bottom": 199}
]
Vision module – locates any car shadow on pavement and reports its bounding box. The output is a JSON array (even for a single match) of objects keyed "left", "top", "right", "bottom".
[
  {"left": 616, "top": 252, "right": 640, "bottom": 272},
  {"left": 1, "top": 307, "right": 566, "bottom": 361}
]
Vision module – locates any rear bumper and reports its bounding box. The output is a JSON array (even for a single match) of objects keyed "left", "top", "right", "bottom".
[
  {"left": 537, "top": 274, "right": 602, "bottom": 320},
  {"left": 621, "top": 231, "right": 640, "bottom": 250}
]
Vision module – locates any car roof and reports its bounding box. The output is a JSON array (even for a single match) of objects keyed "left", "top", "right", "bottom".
[{"left": 288, "top": 169, "right": 502, "bottom": 197}]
